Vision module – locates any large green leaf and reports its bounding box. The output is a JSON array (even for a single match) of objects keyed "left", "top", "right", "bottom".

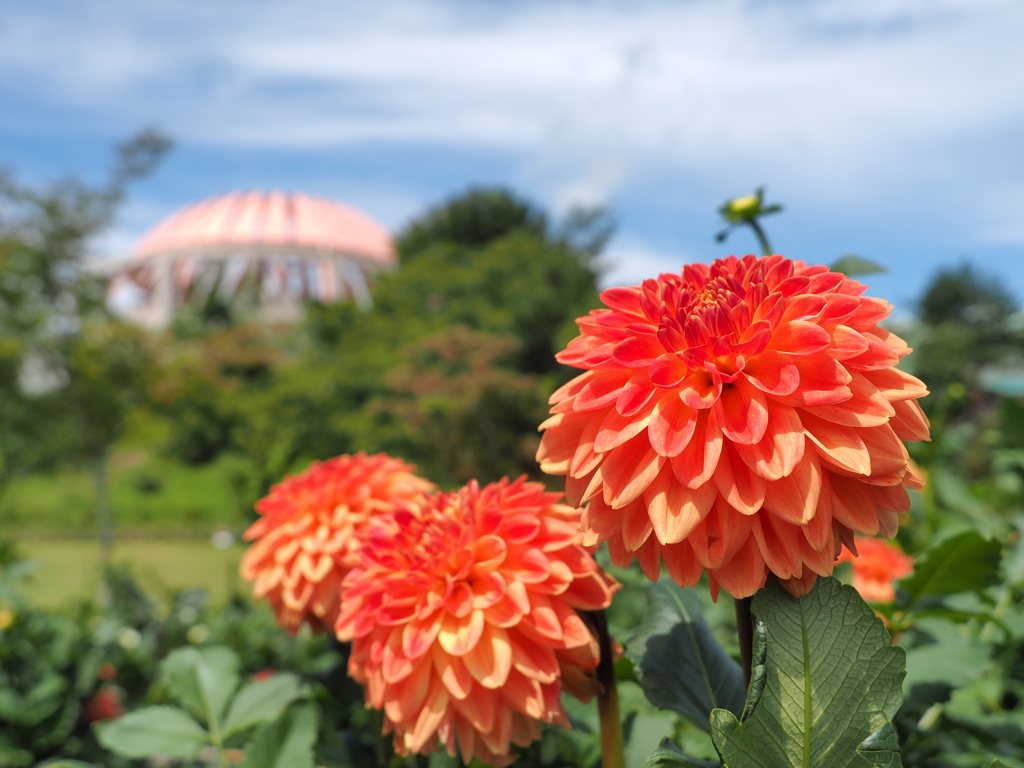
[
  {"left": 830, "top": 256, "right": 886, "bottom": 277},
  {"left": 899, "top": 531, "right": 1001, "bottom": 609},
  {"left": 160, "top": 645, "right": 240, "bottom": 728},
  {"left": 710, "top": 577, "right": 905, "bottom": 768},
  {"left": 241, "top": 702, "right": 318, "bottom": 768},
  {"left": 222, "top": 673, "right": 305, "bottom": 738},
  {"left": 627, "top": 580, "right": 746, "bottom": 730},
  {"left": 95, "top": 705, "right": 207, "bottom": 759},
  {"left": 647, "top": 739, "right": 722, "bottom": 767}
]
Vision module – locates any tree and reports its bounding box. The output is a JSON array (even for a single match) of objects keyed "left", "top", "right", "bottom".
[{"left": 0, "top": 129, "right": 172, "bottom": 562}]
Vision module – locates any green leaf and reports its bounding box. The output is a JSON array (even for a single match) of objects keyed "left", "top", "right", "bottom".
[
  {"left": 900, "top": 531, "right": 1001, "bottom": 609},
  {"left": 627, "top": 580, "right": 745, "bottom": 731},
  {"left": 710, "top": 577, "right": 904, "bottom": 768},
  {"left": 95, "top": 705, "right": 207, "bottom": 759},
  {"left": 903, "top": 631, "right": 988, "bottom": 691},
  {"left": 34, "top": 762, "right": 100, "bottom": 768},
  {"left": 160, "top": 645, "right": 240, "bottom": 728},
  {"left": 856, "top": 723, "right": 901, "bottom": 768},
  {"left": 241, "top": 702, "right": 318, "bottom": 768},
  {"left": 222, "top": 673, "right": 305, "bottom": 738},
  {"left": 831, "top": 256, "right": 887, "bottom": 277},
  {"left": 648, "top": 739, "right": 722, "bottom": 767}
]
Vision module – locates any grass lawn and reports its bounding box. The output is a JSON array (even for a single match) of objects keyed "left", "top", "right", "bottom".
[
  {"left": 1, "top": 449, "right": 253, "bottom": 537},
  {"left": 18, "top": 538, "right": 247, "bottom": 608}
]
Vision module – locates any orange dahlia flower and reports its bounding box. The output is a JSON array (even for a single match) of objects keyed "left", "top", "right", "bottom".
[
  {"left": 241, "top": 452, "right": 434, "bottom": 633},
  {"left": 537, "top": 254, "right": 930, "bottom": 599},
  {"left": 335, "top": 477, "right": 617, "bottom": 767},
  {"left": 836, "top": 536, "right": 914, "bottom": 603}
]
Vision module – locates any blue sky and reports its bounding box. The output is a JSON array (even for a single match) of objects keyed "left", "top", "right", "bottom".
[{"left": 2, "top": 0, "right": 1023, "bottom": 316}]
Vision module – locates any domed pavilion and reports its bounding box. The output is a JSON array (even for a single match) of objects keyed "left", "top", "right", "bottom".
[{"left": 104, "top": 191, "right": 396, "bottom": 329}]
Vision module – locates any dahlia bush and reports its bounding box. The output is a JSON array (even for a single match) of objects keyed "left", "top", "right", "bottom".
[{"left": 537, "top": 254, "right": 930, "bottom": 598}]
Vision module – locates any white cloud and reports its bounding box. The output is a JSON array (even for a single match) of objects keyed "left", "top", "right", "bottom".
[
  {"left": 598, "top": 237, "right": 700, "bottom": 290},
  {"left": 3, "top": 0, "right": 1023, "bottom": 240}
]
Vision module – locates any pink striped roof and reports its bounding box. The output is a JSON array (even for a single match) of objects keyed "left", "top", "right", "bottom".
[{"left": 133, "top": 191, "right": 396, "bottom": 265}]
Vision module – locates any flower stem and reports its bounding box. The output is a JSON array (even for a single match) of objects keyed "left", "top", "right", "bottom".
[
  {"left": 746, "top": 219, "right": 773, "bottom": 256},
  {"left": 735, "top": 595, "right": 754, "bottom": 689},
  {"left": 588, "top": 609, "right": 625, "bottom": 768}
]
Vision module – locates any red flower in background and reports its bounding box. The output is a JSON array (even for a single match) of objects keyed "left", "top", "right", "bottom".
[
  {"left": 336, "top": 477, "right": 617, "bottom": 767},
  {"left": 837, "top": 536, "right": 914, "bottom": 603},
  {"left": 241, "top": 452, "right": 434, "bottom": 633},
  {"left": 82, "top": 686, "right": 124, "bottom": 724},
  {"left": 538, "top": 255, "right": 929, "bottom": 599}
]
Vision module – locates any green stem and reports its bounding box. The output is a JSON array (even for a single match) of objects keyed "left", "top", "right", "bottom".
[
  {"left": 746, "top": 218, "right": 773, "bottom": 256},
  {"left": 587, "top": 609, "right": 625, "bottom": 768},
  {"left": 735, "top": 596, "right": 754, "bottom": 690}
]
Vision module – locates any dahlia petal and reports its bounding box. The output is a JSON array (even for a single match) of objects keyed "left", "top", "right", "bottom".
[
  {"left": 873, "top": 483, "right": 912, "bottom": 513},
  {"left": 403, "top": 615, "right": 443, "bottom": 659},
  {"left": 828, "top": 325, "right": 870, "bottom": 359},
  {"left": 661, "top": 540, "right": 705, "bottom": 587},
  {"left": 621, "top": 498, "right": 655, "bottom": 551},
  {"left": 802, "top": 371, "right": 895, "bottom": 428},
  {"left": 734, "top": 399, "right": 805, "bottom": 481},
  {"left": 536, "top": 413, "right": 588, "bottom": 475},
  {"left": 777, "top": 356, "right": 853, "bottom": 407},
  {"left": 471, "top": 535, "right": 508, "bottom": 576},
  {"left": 689, "top": 498, "right": 755, "bottom": 569},
  {"left": 865, "top": 367, "right": 929, "bottom": 402},
  {"left": 612, "top": 335, "right": 664, "bottom": 367},
  {"left": 801, "top": 473, "right": 834, "bottom": 551},
  {"left": 743, "top": 351, "right": 800, "bottom": 396},
  {"left": 679, "top": 369, "right": 723, "bottom": 409},
  {"left": 889, "top": 398, "right": 931, "bottom": 441},
  {"left": 601, "top": 286, "right": 645, "bottom": 316},
  {"left": 511, "top": 548, "right": 552, "bottom": 583},
  {"left": 845, "top": 330, "right": 900, "bottom": 370},
  {"left": 713, "top": 443, "right": 766, "bottom": 515},
  {"left": 644, "top": 470, "right": 716, "bottom": 545},
  {"left": 594, "top": 406, "right": 653, "bottom": 453},
  {"left": 780, "top": 293, "right": 828, "bottom": 321},
  {"left": 802, "top": 412, "right": 872, "bottom": 475},
  {"left": 429, "top": 645, "right": 473, "bottom": 701},
  {"left": 860, "top": 424, "right": 910, "bottom": 476},
  {"left": 817, "top": 293, "right": 861, "bottom": 324},
  {"left": 846, "top": 297, "right": 891, "bottom": 326},
  {"left": 561, "top": 569, "right": 617, "bottom": 610},
  {"left": 500, "top": 671, "right": 545, "bottom": 719},
  {"left": 752, "top": 514, "right": 803, "bottom": 579},
  {"left": 648, "top": 395, "right": 697, "bottom": 457},
  {"left": 385, "top": 660, "right": 431, "bottom": 721},
  {"left": 635, "top": 537, "right": 664, "bottom": 580},
  {"left": 407, "top": 684, "right": 448, "bottom": 753},
  {"left": 575, "top": 373, "right": 629, "bottom": 411},
  {"left": 710, "top": 535, "right": 767, "bottom": 598},
  {"left": 830, "top": 475, "right": 880, "bottom": 535},
  {"left": 548, "top": 371, "right": 592, "bottom": 405},
  {"left": 650, "top": 353, "right": 689, "bottom": 388},
  {"left": 617, "top": 372, "right": 658, "bottom": 416},
  {"left": 452, "top": 684, "right": 496, "bottom": 734},
  {"left": 498, "top": 512, "right": 542, "bottom": 543},
  {"left": 509, "top": 628, "right": 560, "bottom": 683},
  {"left": 526, "top": 593, "right": 562, "bottom": 641},
  {"left": 769, "top": 320, "right": 831, "bottom": 356},
  {"left": 763, "top": 451, "right": 821, "bottom": 525},
  {"left": 601, "top": 436, "right": 665, "bottom": 508},
  {"left": 438, "top": 609, "right": 485, "bottom": 656},
  {"left": 670, "top": 409, "right": 723, "bottom": 489},
  {"left": 568, "top": 415, "right": 604, "bottom": 478},
  {"left": 464, "top": 624, "right": 512, "bottom": 689},
  {"left": 716, "top": 380, "right": 769, "bottom": 445}
]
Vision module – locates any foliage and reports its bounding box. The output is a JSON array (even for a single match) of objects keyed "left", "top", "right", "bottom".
[{"left": 96, "top": 645, "right": 314, "bottom": 765}]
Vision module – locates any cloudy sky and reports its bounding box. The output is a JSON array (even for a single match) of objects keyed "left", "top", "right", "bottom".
[{"left": 2, "top": 0, "right": 1023, "bottom": 314}]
